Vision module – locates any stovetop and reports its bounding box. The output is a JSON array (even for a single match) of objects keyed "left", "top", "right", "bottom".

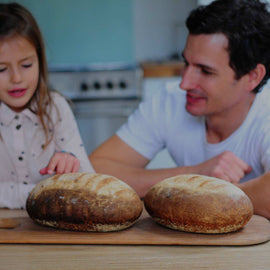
[{"left": 48, "top": 64, "right": 143, "bottom": 100}]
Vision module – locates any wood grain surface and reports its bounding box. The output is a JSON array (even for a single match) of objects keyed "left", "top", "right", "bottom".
[{"left": 0, "top": 208, "right": 269, "bottom": 246}]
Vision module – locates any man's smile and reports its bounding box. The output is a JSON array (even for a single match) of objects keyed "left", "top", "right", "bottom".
[{"left": 186, "top": 91, "right": 207, "bottom": 105}]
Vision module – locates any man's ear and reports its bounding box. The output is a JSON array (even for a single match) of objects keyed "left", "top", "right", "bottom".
[{"left": 246, "top": 63, "right": 266, "bottom": 92}]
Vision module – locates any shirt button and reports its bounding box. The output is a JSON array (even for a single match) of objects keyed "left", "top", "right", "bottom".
[
  {"left": 18, "top": 156, "right": 23, "bottom": 161},
  {"left": 16, "top": 124, "right": 22, "bottom": 130}
]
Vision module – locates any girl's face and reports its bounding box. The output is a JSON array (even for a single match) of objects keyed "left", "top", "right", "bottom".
[{"left": 0, "top": 35, "right": 39, "bottom": 112}]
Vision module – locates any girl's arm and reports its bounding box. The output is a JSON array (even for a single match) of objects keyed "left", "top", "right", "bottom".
[{"left": 46, "top": 93, "right": 95, "bottom": 174}]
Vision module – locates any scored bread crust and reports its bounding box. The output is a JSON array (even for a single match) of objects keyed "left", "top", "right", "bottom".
[
  {"left": 144, "top": 174, "right": 253, "bottom": 234},
  {"left": 26, "top": 173, "right": 143, "bottom": 232}
]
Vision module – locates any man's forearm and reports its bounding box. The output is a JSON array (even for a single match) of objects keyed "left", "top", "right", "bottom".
[
  {"left": 90, "top": 157, "right": 195, "bottom": 198},
  {"left": 238, "top": 173, "right": 270, "bottom": 219}
]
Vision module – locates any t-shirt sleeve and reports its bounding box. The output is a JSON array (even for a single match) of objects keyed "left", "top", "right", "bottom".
[
  {"left": 256, "top": 88, "right": 270, "bottom": 172},
  {"left": 116, "top": 90, "right": 167, "bottom": 160},
  {"left": 52, "top": 93, "right": 95, "bottom": 173},
  {"left": 260, "top": 118, "right": 270, "bottom": 172}
]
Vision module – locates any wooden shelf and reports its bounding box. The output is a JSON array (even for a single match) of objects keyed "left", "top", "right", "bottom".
[{"left": 141, "top": 61, "right": 185, "bottom": 78}]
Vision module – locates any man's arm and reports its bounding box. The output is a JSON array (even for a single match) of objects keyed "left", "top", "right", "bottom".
[
  {"left": 89, "top": 135, "right": 197, "bottom": 197},
  {"left": 90, "top": 135, "right": 270, "bottom": 219},
  {"left": 238, "top": 173, "right": 270, "bottom": 219},
  {"left": 89, "top": 135, "right": 251, "bottom": 198}
]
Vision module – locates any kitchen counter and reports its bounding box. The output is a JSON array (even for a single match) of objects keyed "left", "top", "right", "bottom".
[{"left": 1, "top": 209, "right": 270, "bottom": 270}]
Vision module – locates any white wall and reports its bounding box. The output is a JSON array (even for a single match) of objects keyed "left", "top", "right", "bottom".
[{"left": 133, "top": 0, "right": 197, "bottom": 62}]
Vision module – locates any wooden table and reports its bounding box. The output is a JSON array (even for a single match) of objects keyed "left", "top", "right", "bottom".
[{"left": 1, "top": 209, "right": 270, "bottom": 270}]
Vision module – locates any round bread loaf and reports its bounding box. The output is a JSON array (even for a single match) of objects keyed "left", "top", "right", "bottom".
[
  {"left": 144, "top": 174, "right": 253, "bottom": 234},
  {"left": 26, "top": 173, "right": 143, "bottom": 232}
]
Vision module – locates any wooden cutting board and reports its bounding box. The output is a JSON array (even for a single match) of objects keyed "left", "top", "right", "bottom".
[{"left": 0, "top": 208, "right": 269, "bottom": 246}]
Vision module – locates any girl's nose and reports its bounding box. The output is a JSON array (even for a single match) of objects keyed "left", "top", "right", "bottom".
[
  {"left": 180, "top": 66, "right": 197, "bottom": 91},
  {"left": 11, "top": 68, "right": 22, "bottom": 83}
]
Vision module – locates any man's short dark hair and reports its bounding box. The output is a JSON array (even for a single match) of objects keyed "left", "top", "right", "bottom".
[{"left": 186, "top": 0, "right": 270, "bottom": 93}]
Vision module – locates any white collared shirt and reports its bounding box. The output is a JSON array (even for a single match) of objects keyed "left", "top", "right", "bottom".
[{"left": 0, "top": 91, "right": 94, "bottom": 209}]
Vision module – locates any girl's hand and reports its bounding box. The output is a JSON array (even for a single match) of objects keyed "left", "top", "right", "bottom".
[{"left": 39, "top": 152, "right": 80, "bottom": 175}]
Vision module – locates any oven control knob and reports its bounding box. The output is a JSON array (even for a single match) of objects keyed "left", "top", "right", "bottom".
[
  {"left": 93, "top": 81, "right": 101, "bottom": 90},
  {"left": 80, "top": 82, "right": 89, "bottom": 91},
  {"left": 106, "top": 81, "right": 114, "bottom": 89},
  {"left": 119, "top": 81, "right": 127, "bottom": 89}
]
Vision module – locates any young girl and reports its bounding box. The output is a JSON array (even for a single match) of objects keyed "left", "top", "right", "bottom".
[{"left": 0, "top": 3, "right": 95, "bottom": 209}]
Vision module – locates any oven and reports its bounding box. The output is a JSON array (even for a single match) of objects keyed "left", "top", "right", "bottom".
[{"left": 49, "top": 64, "right": 142, "bottom": 155}]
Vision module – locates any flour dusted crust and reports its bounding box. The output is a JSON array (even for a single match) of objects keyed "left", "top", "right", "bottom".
[
  {"left": 144, "top": 174, "right": 253, "bottom": 234},
  {"left": 26, "top": 173, "right": 143, "bottom": 232}
]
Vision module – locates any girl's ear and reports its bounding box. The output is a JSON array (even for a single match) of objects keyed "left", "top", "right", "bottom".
[{"left": 246, "top": 63, "right": 266, "bottom": 92}]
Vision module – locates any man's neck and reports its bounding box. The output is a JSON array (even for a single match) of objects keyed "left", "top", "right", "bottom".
[{"left": 206, "top": 94, "right": 256, "bottom": 143}]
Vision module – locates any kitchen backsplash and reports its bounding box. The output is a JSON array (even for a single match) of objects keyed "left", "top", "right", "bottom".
[
  {"left": 2, "top": 0, "right": 196, "bottom": 66},
  {"left": 5, "top": 0, "right": 134, "bottom": 65}
]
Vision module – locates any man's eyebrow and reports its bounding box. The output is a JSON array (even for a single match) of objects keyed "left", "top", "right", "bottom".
[
  {"left": 197, "top": 64, "right": 217, "bottom": 73},
  {"left": 181, "top": 52, "right": 217, "bottom": 73}
]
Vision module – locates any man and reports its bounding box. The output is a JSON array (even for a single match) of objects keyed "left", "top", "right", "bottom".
[{"left": 90, "top": 0, "right": 270, "bottom": 219}]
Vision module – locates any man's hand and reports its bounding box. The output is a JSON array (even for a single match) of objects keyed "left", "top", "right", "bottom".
[
  {"left": 195, "top": 151, "right": 252, "bottom": 183},
  {"left": 39, "top": 152, "right": 80, "bottom": 175}
]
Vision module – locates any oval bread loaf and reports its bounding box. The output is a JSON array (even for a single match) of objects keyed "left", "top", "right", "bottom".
[
  {"left": 26, "top": 173, "right": 143, "bottom": 232},
  {"left": 144, "top": 174, "right": 253, "bottom": 234}
]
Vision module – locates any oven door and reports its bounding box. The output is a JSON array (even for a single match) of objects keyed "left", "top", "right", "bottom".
[{"left": 72, "top": 99, "right": 140, "bottom": 155}]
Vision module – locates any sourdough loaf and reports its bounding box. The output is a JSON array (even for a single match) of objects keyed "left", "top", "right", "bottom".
[
  {"left": 144, "top": 174, "right": 253, "bottom": 234},
  {"left": 26, "top": 173, "right": 143, "bottom": 232}
]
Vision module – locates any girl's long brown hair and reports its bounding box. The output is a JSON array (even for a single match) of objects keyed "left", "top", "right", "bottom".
[{"left": 0, "top": 2, "right": 55, "bottom": 148}]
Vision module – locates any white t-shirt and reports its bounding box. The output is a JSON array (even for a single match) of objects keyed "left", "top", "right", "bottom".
[
  {"left": 0, "top": 91, "right": 94, "bottom": 209},
  {"left": 117, "top": 83, "right": 270, "bottom": 183}
]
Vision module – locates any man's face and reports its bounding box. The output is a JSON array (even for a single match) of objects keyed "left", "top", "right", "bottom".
[{"left": 180, "top": 33, "right": 252, "bottom": 118}]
